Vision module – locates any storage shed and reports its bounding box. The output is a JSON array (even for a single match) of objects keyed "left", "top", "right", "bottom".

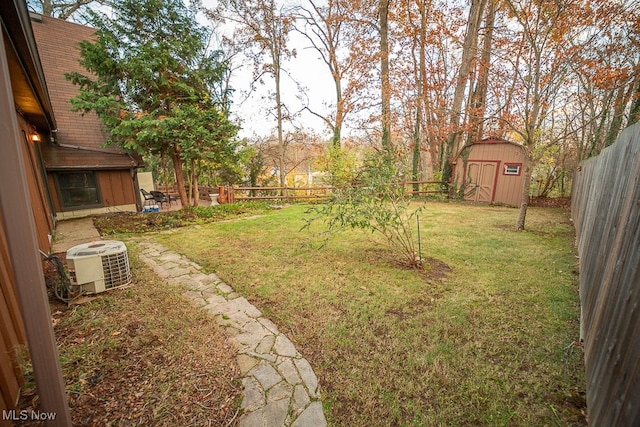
[{"left": 452, "top": 137, "right": 527, "bottom": 206}]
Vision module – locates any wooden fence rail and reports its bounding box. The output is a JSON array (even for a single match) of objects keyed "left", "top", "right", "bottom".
[
  {"left": 229, "top": 186, "right": 333, "bottom": 202},
  {"left": 227, "top": 181, "right": 448, "bottom": 203},
  {"left": 571, "top": 122, "right": 640, "bottom": 426},
  {"left": 154, "top": 181, "right": 448, "bottom": 204}
]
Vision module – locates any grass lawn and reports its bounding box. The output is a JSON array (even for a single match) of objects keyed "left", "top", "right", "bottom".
[
  {"left": 154, "top": 201, "right": 586, "bottom": 426},
  {"left": 30, "top": 251, "right": 242, "bottom": 426}
]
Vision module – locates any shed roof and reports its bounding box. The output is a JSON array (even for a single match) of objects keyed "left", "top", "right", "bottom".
[
  {"left": 30, "top": 14, "right": 139, "bottom": 170},
  {"left": 454, "top": 137, "right": 525, "bottom": 160},
  {"left": 474, "top": 137, "right": 514, "bottom": 145}
]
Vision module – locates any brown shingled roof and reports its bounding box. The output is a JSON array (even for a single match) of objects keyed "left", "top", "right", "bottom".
[{"left": 30, "top": 14, "right": 140, "bottom": 169}]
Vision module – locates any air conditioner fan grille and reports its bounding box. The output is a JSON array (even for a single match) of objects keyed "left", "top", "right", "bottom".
[{"left": 101, "top": 250, "right": 132, "bottom": 289}]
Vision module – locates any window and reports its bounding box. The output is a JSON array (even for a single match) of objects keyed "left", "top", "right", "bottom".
[
  {"left": 504, "top": 164, "right": 521, "bottom": 176},
  {"left": 56, "top": 172, "right": 101, "bottom": 209}
]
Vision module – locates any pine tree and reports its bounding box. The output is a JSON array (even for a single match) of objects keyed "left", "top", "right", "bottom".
[{"left": 67, "top": 0, "right": 238, "bottom": 206}]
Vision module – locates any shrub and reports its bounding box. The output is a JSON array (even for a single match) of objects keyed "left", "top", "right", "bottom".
[{"left": 305, "top": 152, "right": 424, "bottom": 268}]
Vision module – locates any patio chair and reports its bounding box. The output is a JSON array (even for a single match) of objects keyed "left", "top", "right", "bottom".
[
  {"left": 140, "top": 188, "right": 155, "bottom": 206},
  {"left": 150, "top": 190, "right": 169, "bottom": 208}
]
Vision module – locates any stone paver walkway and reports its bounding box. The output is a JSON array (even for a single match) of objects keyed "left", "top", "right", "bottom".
[{"left": 135, "top": 239, "right": 326, "bottom": 427}]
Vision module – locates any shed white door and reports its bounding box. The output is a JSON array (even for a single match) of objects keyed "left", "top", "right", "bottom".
[{"left": 464, "top": 161, "right": 498, "bottom": 203}]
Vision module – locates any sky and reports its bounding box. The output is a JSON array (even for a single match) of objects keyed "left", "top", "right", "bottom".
[
  {"left": 195, "top": 0, "right": 342, "bottom": 140},
  {"left": 219, "top": 27, "right": 336, "bottom": 140},
  {"left": 61, "top": 0, "right": 338, "bottom": 140},
  {"left": 227, "top": 31, "right": 336, "bottom": 140}
]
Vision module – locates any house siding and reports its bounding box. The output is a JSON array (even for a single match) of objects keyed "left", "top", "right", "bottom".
[
  {"left": 0, "top": 209, "right": 27, "bottom": 416},
  {"left": 1, "top": 3, "right": 71, "bottom": 422},
  {"left": 99, "top": 169, "right": 136, "bottom": 207},
  {"left": 17, "top": 117, "right": 54, "bottom": 252}
]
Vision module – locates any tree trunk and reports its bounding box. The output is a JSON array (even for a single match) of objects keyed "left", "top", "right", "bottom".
[
  {"left": 193, "top": 163, "right": 200, "bottom": 207},
  {"left": 333, "top": 54, "right": 344, "bottom": 149},
  {"left": 42, "top": 0, "right": 54, "bottom": 15},
  {"left": 467, "top": 0, "right": 495, "bottom": 145},
  {"left": 273, "top": 39, "right": 287, "bottom": 192},
  {"left": 605, "top": 82, "right": 634, "bottom": 147},
  {"left": 590, "top": 91, "right": 613, "bottom": 157},
  {"left": 412, "top": 109, "right": 422, "bottom": 193},
  {"left": 379, "top": 0, "right": 392, "bottom": 153},
  {"left": 171, "top": 150, "right": 189, "bottom": 207},
  {"left": 333, "top": 87, "right": 344, "bottom": 149},
  {"left": 412, "top": 0, "right": 428, "bottom": 193},
  {"left": 627, "top": 75, "right": 640, "bottom": 128},
  {"left": 187, "top": 158, "right": 194, "bottom": 204},
  {"left": 516, "top": 153, "right": 532, "bottom": 231},
  {"left": 443, "top": 0, "right": 486, "bottom": 181}
]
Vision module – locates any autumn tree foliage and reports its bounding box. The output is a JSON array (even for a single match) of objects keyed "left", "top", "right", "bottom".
[
  {"left": 570, "top": 0, "right": 640, "bottom": 158},
  {"left": 53, "top": 0, "right": 640, "bottom": 226},
  {"left": 488, "top": 0, "right": 639, "bottom": 229},
  {"left": 293, "top": 0, "right": 377, "bottom": 149},
  {"left": 391, "top": 0, "right": 464, "bottom": 185},
  {"left": 376, "top": 0, "right": 637, "bottom": 229}
]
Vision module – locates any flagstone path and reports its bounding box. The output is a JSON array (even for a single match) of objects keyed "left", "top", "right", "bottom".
[{"left": 135, "top": 239, "right": 326, "bottom": 427}]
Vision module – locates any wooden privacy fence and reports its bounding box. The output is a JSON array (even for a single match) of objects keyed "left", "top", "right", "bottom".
[{"left": 571, "top": 122, "right": 640, "bottom": 426}]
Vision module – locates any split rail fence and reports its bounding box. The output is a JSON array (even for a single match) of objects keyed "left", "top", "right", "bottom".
[
  {"left": 227, "top": 181, "right": 447, "bottom": 203},
  {"left": 157, "top": 181, "right": 447, "bottom": 204},
  {"left": 571, "top": 122, "right": 640, "bottom": 426}
]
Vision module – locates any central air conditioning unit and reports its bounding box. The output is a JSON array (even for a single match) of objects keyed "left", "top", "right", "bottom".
[{"left": 66, "top": 240, "right": 132, "bottom": 294}]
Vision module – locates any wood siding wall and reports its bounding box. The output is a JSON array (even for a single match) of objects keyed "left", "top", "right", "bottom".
[
  {"left": 0, "top": 210, "right": 27, "bottom": 419},
  {"left": 98, "top": 169, "right": 136, "bottom": 207},
  {"left": 571, "top": 123, "right": 640, "bottom": 426},
  {"left": 18, "top": 118, "right": 54, "bottom": 253},
  {"left": 1, "top": 122, "right": 54, "bottom": 421},
  {"left": 1, "top": 120, "right": 54, "bottom": 419}
]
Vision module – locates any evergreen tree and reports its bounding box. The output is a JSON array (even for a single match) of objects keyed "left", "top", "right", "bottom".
[{"left": 67, "top": 0, "right": 238, "bottom": 206}]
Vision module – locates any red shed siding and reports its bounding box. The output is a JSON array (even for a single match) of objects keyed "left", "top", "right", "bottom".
[{"left": 454, "top": 139, "right": 526, "bottom": 206}]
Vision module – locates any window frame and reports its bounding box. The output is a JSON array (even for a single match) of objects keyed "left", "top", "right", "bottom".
[
  {"left": 54, "top": 171, "right": 103, "bottom": 211},
  {"left": 503, "top": 163, "right": 522, "bottom": 176}
]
